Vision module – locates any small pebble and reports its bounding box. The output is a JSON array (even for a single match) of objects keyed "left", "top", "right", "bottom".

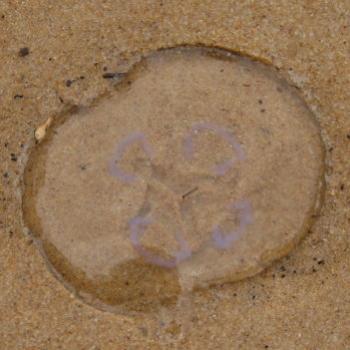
[{"left": 18, "top": 47, "right": 30, "bottom": 57}]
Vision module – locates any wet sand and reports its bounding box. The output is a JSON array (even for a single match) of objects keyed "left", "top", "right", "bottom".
[{"left": 1, "top": 1, "right": 350, "bottom": 349}]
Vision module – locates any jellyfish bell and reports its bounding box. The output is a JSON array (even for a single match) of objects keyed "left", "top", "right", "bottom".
[{"left": 22, "top": 46, "right": 325, "bottom": 315}]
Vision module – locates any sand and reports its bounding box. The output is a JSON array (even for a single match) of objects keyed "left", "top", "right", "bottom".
[{"left": 1, "top": 1, "right": 350, "bottom": 349}]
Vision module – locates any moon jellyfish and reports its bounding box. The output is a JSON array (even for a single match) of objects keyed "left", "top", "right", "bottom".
[{"left": 22, "top": 47, "right": 325, "bottom": 320}]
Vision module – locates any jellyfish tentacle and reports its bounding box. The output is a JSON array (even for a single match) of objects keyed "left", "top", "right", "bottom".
[{"left": 108, "top": 132, "right": 154, "bottom": 183}]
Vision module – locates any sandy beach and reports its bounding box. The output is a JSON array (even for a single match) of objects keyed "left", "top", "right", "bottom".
[{"left": 1, "top": 1, "right": 350, "bottom": 349}]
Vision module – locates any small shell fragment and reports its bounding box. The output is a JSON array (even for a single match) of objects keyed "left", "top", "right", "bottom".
[{"left": 34, "top": 117, "right": 53, "bottom": 143}]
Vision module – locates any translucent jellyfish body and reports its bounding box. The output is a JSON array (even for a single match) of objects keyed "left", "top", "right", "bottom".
[{"left": 22, "top": 47, "right": 325, "bottom": 315}]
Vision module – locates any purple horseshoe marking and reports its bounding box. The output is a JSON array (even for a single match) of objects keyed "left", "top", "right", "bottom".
[
  {"left": 183, "top": 122, "right": 245, "bottom": 176},
  {"left": 129, "top": 215, "right": 192, "bottom": 268},
  {"left": 109, "top": 126, "right": 253, "bottom": 266},
  {"left": 108, "top": 132, "right": 154, "bottom": 183},
  {"left": 212, "top": 199, "right": 253, "bottom": 249}
]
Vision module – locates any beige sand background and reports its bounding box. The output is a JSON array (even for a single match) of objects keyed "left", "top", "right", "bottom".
[{"left": 1, "top": 1, "right": 350, "bottom": 349}]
